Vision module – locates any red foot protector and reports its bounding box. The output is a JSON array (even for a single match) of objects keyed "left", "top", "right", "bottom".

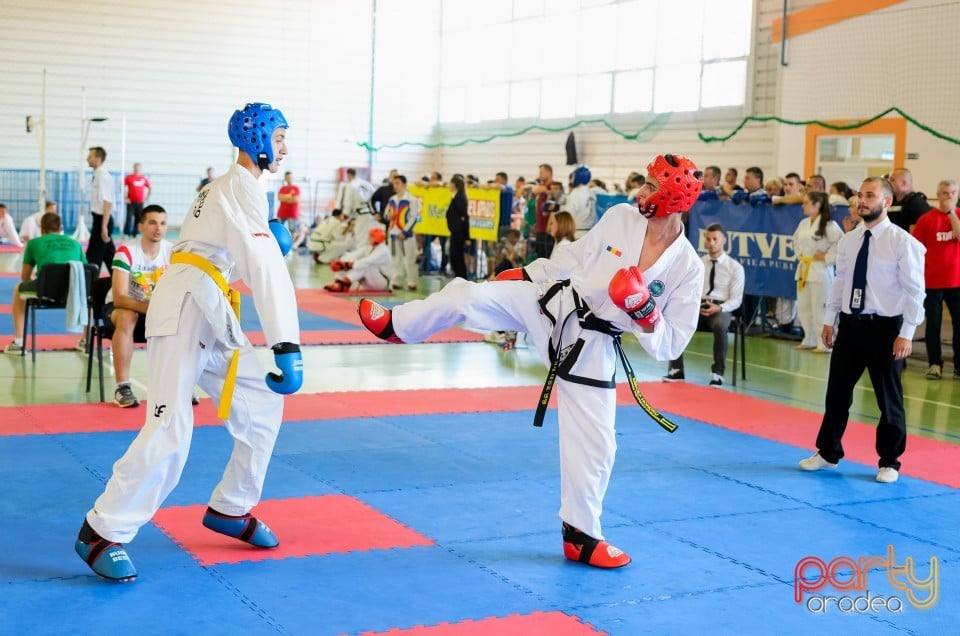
[
  {"left": 357, "top": 611, "right": 605, "bottom": 635},
  {"left": 153, "top": 495, "right": 433, "bottom": 566}
]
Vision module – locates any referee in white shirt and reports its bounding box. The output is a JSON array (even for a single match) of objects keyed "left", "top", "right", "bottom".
[
  {"left": 86, "top": 146, "right": 117, "bottom": 272},
  {"left": 799, "top": 177, "right": 926, "bottom": 483}
]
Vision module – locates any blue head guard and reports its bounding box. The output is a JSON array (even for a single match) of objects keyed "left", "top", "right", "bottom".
[
  {"left": 572, "top": 164, "right": 592, "bottom": 187},
  {"left": 228, "top": 103, "right": 288, "bottom": 169}
]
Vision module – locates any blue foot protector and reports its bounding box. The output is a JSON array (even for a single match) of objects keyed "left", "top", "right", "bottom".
[
  {"left": 74, "top": 519, "right": 138, "bottom": 582},
  {"left": 201, "top": 507, "right": 279, "bottom": 548}
]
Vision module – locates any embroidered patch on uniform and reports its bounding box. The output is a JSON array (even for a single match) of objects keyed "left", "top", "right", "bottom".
[
  {"left": 606, "top": 245, "right": 622, "bottom": 257},
  {"left": 252, "top": 232, "right": 270, "bottom": 238},
  {"left": 649, "top": 280, "right": 665, "bottom": 296}
]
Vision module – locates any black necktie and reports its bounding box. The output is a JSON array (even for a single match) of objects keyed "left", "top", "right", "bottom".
[
  {"left": 850, "top": 229, "right": 871, "bottom": 315},
  {"left": 706, "top": 259, "right": 717, "bottom": 297}
]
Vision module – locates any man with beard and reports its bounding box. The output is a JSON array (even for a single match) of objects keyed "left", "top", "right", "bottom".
[{"left": 798, "top": 177, "right": 925, "bottom": 484}]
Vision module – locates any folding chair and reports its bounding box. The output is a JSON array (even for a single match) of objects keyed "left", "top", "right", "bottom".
[
  {"left": 21, "top": 262, "right": 97, "bottom": 362},
  {"left": 729, "top": 307, "right": 747, "bottom": 386},
  {"left": 85, "top": 276, "right": 147, "bottom": 402}
]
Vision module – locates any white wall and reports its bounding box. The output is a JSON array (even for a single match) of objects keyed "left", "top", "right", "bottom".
[{"left": 0, "top": 0, "right": 438, "bottom": 222}]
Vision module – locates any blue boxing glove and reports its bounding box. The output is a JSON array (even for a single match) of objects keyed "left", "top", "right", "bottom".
[
  {"left": 269, "top": 219, "right": 293, "bottom": 256},
  {"left": 730, "top": 190, "right": 748, "bottom": 204},
  {"left": 748, "top": 191, "right": 770, "bottom": 206},
  {"left": 265, "top": 342, "right": 303, "bottom": 394}
]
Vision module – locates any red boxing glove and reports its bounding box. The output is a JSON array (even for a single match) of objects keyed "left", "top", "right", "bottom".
[
  {"left": 330, "top": 260, "right": 343, "bottom": 272},
  {"left": 608, "top": 266, "right": 660, "bottom": 328},
  {"left": 495, "top": 267, "right": 530, "bottom": 282}
]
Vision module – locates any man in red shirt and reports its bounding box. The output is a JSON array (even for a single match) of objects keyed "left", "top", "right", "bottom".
[
  {"left": 912, "top": 179, "right": 960, "bottom": 379},
  {"left": 276, "top": 171, "right": 300, "bottom": 232},
  {"left": 123, "top": 163, "right": 151, "bottom": 238}
]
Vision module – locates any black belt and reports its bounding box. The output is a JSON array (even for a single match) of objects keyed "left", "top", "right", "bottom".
[
  {"left": 841, "top": 313, "right": 901, "bottom": 322},
  {"left": 532, "top": 283, "right": 677, "bottom": 433}
]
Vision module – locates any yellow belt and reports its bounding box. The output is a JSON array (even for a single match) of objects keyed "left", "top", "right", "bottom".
[
  {"left": 797, "top": 255, "right": 814, "bottom": 292},
  {"left": 171, "top": 252, "right": 242, "bottom": 420}
]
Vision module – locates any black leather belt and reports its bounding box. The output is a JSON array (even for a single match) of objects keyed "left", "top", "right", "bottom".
[{"left": 841, "top": 313, "right": 901, "bottom": 322}]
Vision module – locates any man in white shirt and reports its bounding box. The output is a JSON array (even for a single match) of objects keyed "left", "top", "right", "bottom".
[
  {"left": 105, "top": 205, "right": 173, "bottom": 408},
  {"left": 663, "top": 223, "right": 744, "bottom": 387},
  {"left": 85, "top": 146, "right": 116, "bottom": 273},
  {"left": 566, "top": 165, "right": 597, "bottom": 239},
  {"left": 798, "top": 177, "right": 926, "bottom": 484},
  {"left": 19, "top": 201, "right": 57, "bottom": 243}
]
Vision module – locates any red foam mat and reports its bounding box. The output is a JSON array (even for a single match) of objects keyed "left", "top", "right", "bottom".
[
  {"left": 357, "top": 611, "right": 605, "bottom": 635},
  {"left": 4, "top": 384, "right": 957, "bottom": 489},
  {"left": 0, "top": 245, "right": 24, "bottom": 253},
  {"left": 153, "top": 495, "right": 433, "bottom": 566}
]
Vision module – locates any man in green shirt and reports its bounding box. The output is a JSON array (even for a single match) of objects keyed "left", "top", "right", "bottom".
[{"left": 5, "top": 213, "right": 86, "bottom": 354}]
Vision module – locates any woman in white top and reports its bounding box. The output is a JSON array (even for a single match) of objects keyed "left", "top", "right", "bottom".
[
  {"left": 547, "top": 210, "right": 577, "bottom": 254},
  {"left": 793, "top": 191, "right": 843, "bottom": 351}
]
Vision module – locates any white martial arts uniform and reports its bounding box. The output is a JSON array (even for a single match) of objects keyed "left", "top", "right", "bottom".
[
  {"left": 336, "top": 241, "right": 393, "bottom": 291},
  {"left": 392, "top": 203, "right": 702, "bottom": 539},
  {"left": 19, "top": 211, "right": 43, "bottom": 243},
  {"left": 339, "top": 178, "right": 375, "bottom": 238},
  {"left": 87, "top": 162, "right": 301, "bottom": 543},
  {"left": 793, "top": 217, "right": 842, "bottom": 349},
  {"left": 566, "top": 184, "right": 597, "bottom": 239},
  {"left": 387, "top": 191, "right": 421, "bottom": 288},
  {"left": 308, "top": 215, "right": 346, "bottom": 262}
]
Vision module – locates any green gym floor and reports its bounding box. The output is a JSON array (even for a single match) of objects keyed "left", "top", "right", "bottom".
[{"left": 2, "top": 249, "right": 958, "bottom": 446}]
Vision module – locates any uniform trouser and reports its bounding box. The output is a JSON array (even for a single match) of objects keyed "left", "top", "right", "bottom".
[
  {"left": 86, "top": 213, "right": 115, "bottom": 274},
  {"left": 124, "top": 202, "right": 144, "bottom": 237},
  {"left": 390, "top": 235, "right": 419, "bottom": 288},
  {"left": 353, "top": 212, "right": 373, "bottom": 240},
  {"left": 669, "top": 311, "right": 732, "bottom": 375},
  {"left": 393, "top": 278, "right": 618, "bottom": 540},
  {"left": 337, "top": 260, "right": 389, "bottom": 291},
  {"left": 797, "top": 281, "right": 829, "bottom": 348},
  {"left": 923, "top": 288, "right": 960, "bottom": 367},
  {"left": 815, "top": 313, "right": 906, "bottom": 470},
  {"left": 86, "top": 296, "right": 284, "bottom": 543},
  {"left": 309, "top": 239, "right": 348, "bottom": 263}
]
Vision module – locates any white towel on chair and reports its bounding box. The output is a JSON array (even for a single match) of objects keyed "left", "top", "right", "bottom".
[{"left": 66, "top": 261, "right": 88, "bottom": 333}]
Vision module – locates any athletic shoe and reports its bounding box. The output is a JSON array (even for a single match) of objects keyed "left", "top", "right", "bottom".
[
  {"left": 876, "top": 467, "right": 899, "bottom": 483},
  {"left": 709, "top": 373, "right": 723, "bottom": 387},
  {"left": 114, "top": 385, "right": 140, "bottom": 408},
  {"left": 798, "top": 453, "right": 838, "bottom": 471},
  {"left": 74, "top": 518, "right": 137, "bottom": 582},
  {"left": 4, "top": 341, "right": 23, "bottom": 355},
  {"left": 925, "top": 364, "right": 942, "bottom": 380},
  {"left": 561, "top": 522, "right": 631, "bottom": 569},
  {"left": 954, "top": 367, "right": 960, "bottom": 378},
  {"left": 358, "top": 299, "right": 404, "bottom": 343},
  {"left": 662, "top": 368, "right": 685, "bottom": 382},
  {"left": 484, "top": 331, "right": 507, "bottom": 344},
  {"left": 75, "top": 338, "right": 88, "bottom": 353},
  {"left": 202, "top": 507, "right": 279, "bottom": 548}
]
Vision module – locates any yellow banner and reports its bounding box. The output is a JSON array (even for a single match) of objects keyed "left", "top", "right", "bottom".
[{"left": 408, "top": 186, "right": 500, "bottom": 242}]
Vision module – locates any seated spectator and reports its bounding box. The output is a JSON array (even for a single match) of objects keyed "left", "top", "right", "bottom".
[
  {"left": 764, "top": 178, "right": 785, "bottom": 198},
  {"left": 698, "top": 166, "right": 722, "bottom": 200},
  {"left": 105, "top": 205, "right": 173, "bottom": 407},
  {"left": 547, "top": 210, "right": 576, "bottom": 249},
  {"left": 0, "top": 203, "right": 23, "bottom": 248},
  {"left": 829, "top": 181, "right": 856, "bottom": 207},
  {"left": 325, "top": 227, "right": 393, "bottom": 293},
  {"left": 308, "top": 209, "right": 348, "bottom": 263},
  {"left": 493, "top": 228, "right": 526, "bottom": 277},
  {"left": 5, "top": 213, "right": 85, "bottom": 354},
  {"left": 806, "top": 174, "right": 827, "bottom": 193},
  {"left": 772, "top": 172, "right": 805, "bottom": 206},
  {"left": 20, "top": 201, "right": 57, "bottom": 243},
  {"left": 721, "top": 167, "right": 743, "bottom": 198},
  {"left": 663, "top": 223, "right": 744, "bottom": 387}
]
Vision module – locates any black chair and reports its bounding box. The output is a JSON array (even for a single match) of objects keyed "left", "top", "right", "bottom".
[
  {"left": 21, "top": 262, "right": 97, "bottom": 362},
  {"left": 729, "top": 307, "right": 747, "bottom": 386},
  {"left": 85, "top": 276, "right": 148, "bottom": 402}
]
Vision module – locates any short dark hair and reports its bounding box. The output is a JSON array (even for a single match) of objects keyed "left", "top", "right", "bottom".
[
  {"left": 346, "top": 168, "right": 356, "bottom": 178},
  {"left": 40, "top": 212, "right": 62, "bottom": 233},
  {"left": 496, "top": 171, "right": 508, "bottom": 181},
  {"left": 141, "top": 204, "right": 167, "bottom": 217},
  {"left": 705, "top": 166, "right": 721, "bottom": 179},
  {"left": 89, "top": 146, "right": 107, "bottom": 162},
  {"left": 727, "top": 167, "right": 738, "bottom": 177},
  {"left": 784, "top": 172, "right": 801, "bottom": 182},
  {"left": 705, "top": 222, "right": 726, "bottom": 239},
  {"left": 864, "top": 176, "right": 894, "bottom": 200},
  {"left": 394, "top": 174, "right": 407, "bottom": 185},
  {"left": 539, "top": 164, "right": 553, "bottom": 174},
  {"left": 746, "top": 167, "right": 763, "bottom": 183}
]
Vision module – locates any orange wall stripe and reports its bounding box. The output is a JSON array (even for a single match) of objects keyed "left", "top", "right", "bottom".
[
  {"left": 803, "top": 117, "right": 906, "bottom": 184},
  {"left": 772, "top": 0, "right": 907, "bottom": 42}
]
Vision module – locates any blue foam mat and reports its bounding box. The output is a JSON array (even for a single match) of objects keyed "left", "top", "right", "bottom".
[{"left": 2, "top": 406, "right": 957, "bottom": 634}]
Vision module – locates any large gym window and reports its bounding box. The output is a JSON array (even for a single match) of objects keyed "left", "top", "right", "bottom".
[{"left": 438, "top": 0, "right": 753, "bottom": 123}]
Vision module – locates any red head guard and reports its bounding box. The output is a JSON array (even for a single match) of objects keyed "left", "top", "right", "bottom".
[
  {"left": 369, "top": 227, "right": 387, "bottom": 245},
  {"left": 639, "top": 154, "right": 703, "bottom": 218}
]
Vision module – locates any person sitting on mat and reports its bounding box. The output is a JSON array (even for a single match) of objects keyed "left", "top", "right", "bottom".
[
  {"left": 358, "top": 154, "right": 704, "bottom": 569},
  {"left": 325, "top": 226, "right": 393, "bottom": 293}
]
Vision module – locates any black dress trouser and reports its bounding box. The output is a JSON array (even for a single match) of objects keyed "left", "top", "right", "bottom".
[{"left": 815, "top": 312, "right": 906, "bottom": 470}]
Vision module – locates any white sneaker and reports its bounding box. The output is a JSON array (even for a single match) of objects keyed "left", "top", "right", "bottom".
[
  {"left": 75, "top": 338, "right": 88, "bottom": 353},
  {"left": 484, "top": 331, "right": 506, "bottom": 344},
  {"left": 925, "top": 364, "right": 942, "bottom": 380},
  {"left": 662, "top": 368, "right": 685, "bottom": 382},
  {"left": 4, "top": 341, "right": 23, "bottom": 355},
  {"left": 876, "top": 467, "right": 899, "bottom": 483},
  {"left": 798, "top": 453, "right": 838, "bottom": 471},
  {"left": 709, "top": 373, "right": 723, "bottom": 387}
]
